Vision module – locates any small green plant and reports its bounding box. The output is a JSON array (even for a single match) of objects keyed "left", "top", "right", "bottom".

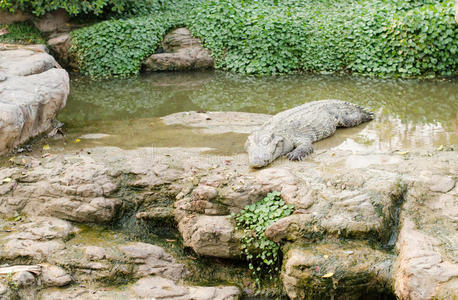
[
  {"left": 0, "top": 21, "right": 44, "bottom": 44},
  {"left": 233, "top": 191, "right": 294, "bottom": 285},
  {"left": 6, "top": 272, "right": 19, "bottom": 296}
]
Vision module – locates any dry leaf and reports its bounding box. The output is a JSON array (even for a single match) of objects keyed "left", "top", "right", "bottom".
[
  {"left": 2, "top": 178, "right": 12, "bottom": 183},
  {"left": 322, "top": 272, "right": 334, "bottom": 278},
  {"left": 396, "top": 151, "right": 408, "bottom": 155}
]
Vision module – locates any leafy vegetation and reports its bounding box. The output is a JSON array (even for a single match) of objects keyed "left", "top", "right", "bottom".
[
  {"left": 67, "top": 0, "right": 457, "bottom": 78},
  {"left": 232, "top": 191, "right": 294, "bottom": 285},
  {"left": 189, "top": 0, "right": 457, "bottom": 77},
  {"left": 0, "top": 21, "right": 44, "bottom": 44},
  {"left": 69, "top": 16, "right": 171, "bottom": 78},
  {"left": 0, "top": 0, "right": 164, "bottom": 17}
]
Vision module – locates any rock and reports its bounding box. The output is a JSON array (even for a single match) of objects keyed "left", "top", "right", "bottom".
[
  {"left": 0, "top": 112, "right": 457, "bottom": 298},
  {"left": 39, "top": 276, "right": 240, "bottom": 300},
  {"left": 394, "top": 218, "right": 458, "bottom": 300},
  {"left": 132, "top": 276, "right": 188, "bottom": 298},
  {"left": 265, "top": 173, "right": 404, "bottom": 243},
  {"left": 0, "top": 10, "right": 32, "bottom": 25},
  {"left": 132, "top": 276, "right": 241, "bottom": 299},
  {"left": 0, "top": 49, "right": 56, "bottom": 76},
  {"left": 78, "top": 133, "right": 110, "bottom": 140},
  {"left": 12, "top": 271, "right": 35, "bottom": 287},
  {"left": 118, "top": 242, "right": 185, "bottom": 280},
  {"left": 0, "top": 43, "right": 48, "bottom": 52},
  {"left": 136, "top": 207, "right": 174, "bottom": 221},
  {"left": 40, "top": 264, "right": 72, "bottom": 287},
  {"left": 0, "top": 48, "right": 69, "bottom": 155},
  {"left": 34, "top": 9, "right": 70, "bottom": 34},
  {"left": 281, "top": 241, "right": 394, "bottom": 300},
  {"left": 161, "top": 111, "right": 268, "bottom": 134},
  {"left": 456, "top": 0, "right": 458, "bottom": 24},
  {"left": 0, "top": 218, "right": 78, "bottom": 261},
  {"left": 187, "top": 286, "right": 241, "bottom": 300},
  {"left": 85, "top": 246, "right": 106, "bottom": 261},
  {"left": 47, "top": 33, "right": 77, "bottom": 69},
  {"left": 0, "top": 156, "right": 120, "bottom": 223},
  {"left": 429, "top": 175, "right": 455, "bottom": 193},
  {"left": 177, "top": 215, "right": 241, "bottom": 258},
  {"left": 143, "top": 27, "right": 214, "bottom": 72},
  {"left": 0, "top": 283, "right": 6, "bottom": 295}
]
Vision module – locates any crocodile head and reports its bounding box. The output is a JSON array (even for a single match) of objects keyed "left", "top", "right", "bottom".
[{"left": 245, "top": 131, "right": 287, "bottom": 168}]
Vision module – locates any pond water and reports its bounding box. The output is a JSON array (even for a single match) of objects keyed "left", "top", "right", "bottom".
[{"left": 55, "top": 71, "right": 457, "bottom": 154}]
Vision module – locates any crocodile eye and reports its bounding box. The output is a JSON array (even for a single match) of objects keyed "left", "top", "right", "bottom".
[{"left": 260, "top": 135, "right": 272, "bottom": 146}]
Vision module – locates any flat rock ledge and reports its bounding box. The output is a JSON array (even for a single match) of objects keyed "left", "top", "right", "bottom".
[
  {"left": 0, "top": 111, "right": 456, "bottom": 299},
  {"left": 0, "top": 44, "right": 69, "bottom": 155}
]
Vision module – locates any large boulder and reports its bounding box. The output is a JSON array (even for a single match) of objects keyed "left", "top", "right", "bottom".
[
  {"left": 0, "top": 47, "right": 69, "bottom": 155},
  {"left": 142, "top": 27, "right": 214, "bottom": 72}
]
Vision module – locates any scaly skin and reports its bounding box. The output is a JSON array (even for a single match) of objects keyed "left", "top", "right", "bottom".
[{"left": 245, "top": 100, "right": 374, "bottom": 167}]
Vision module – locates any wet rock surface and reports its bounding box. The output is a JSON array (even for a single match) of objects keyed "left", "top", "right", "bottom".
[
  {"left": 143, "top": 27, "right": 214, "bottom": 72},
  {"left": 0, "top": 45, "right": 69, "bottom": 155},
  {"left": 0, "top": 111, "right": 456, "bottom": 299}
]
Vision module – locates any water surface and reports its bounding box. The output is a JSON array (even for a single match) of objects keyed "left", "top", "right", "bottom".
[{"left": 56, "top": 71, "right": 457, "bottom": 153}]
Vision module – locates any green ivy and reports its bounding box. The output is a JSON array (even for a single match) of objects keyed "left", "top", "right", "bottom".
[
  {"left": 68, "top": 0, "right": 457, "bottom": 78},
  {"left": 232, "top": 191, "right": 294, "bottom": 285},
  {"left": 69, "top": 15, "right": 171, "bottom": 78},
  {"left": 189, "top": 0, "right": 457, "bottom": 77},
  {"left": 0, "top": 0, "right": 164, "bottom": 17}
]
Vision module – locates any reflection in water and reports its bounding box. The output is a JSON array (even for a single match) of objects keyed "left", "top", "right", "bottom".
[{"left": 58, "top": 72, "right": 457, "bottom": 153}]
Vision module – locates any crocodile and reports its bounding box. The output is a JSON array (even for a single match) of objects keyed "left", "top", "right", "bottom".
[{"left": 245, "top": 100, "right": 374, "bottom": 168}]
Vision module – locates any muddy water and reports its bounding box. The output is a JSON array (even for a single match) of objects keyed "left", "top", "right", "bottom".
[{"left": 55, "top": 71, "right": 457, "bottom": 154}]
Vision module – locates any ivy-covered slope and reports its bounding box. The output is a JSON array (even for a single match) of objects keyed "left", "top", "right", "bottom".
[{"left": 68, "top": 0, "right": 457, "bottom": 78}]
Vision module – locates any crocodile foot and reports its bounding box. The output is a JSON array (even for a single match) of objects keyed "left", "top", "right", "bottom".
[{"left": 286, "top": 145, "right": 314, "bottom": 161}]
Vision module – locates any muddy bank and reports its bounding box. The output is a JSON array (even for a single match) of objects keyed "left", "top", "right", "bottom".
[{"left": 0, "top": 111, "right": 456, "bottom": 299}]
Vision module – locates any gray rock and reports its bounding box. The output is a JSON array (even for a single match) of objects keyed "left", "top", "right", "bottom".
[
  {"left": 0, "top": 51, "right": 69, "bottom": 155},
  {"left": 178, "top": 215, "right": 241, "bottom": 258},
  {"left": 282, "top": 241, "right": 394, "bottom": 300},
  {"left": 85, "top": 246, "right": 106, "bottom": 261},
  {"left": 12, "top": 271, "right": 35, "bottom": 287},
  {"left": 47, "top": 33, "right": 75, "bottom": 68},
  {"left": 0, "top": 112, "right": 457, "bottom": 299},
  {"left": 0, "top": 10, "right": 32, "bottom": 25},
  {"left": 78, "top": 133, "right": 110, "bottom": 140},
  {"left": 131, "top": 276, "right": 188, "bottom": 298},
  {"left": 34, "top": 9, "right": 70, "bottom": 34},
  {"left": 0, "top": 49, "right": 56, "bottom": 76},
  {"left": 394, "top": 219, "right": 458, "bottom": 300},
  {"left": 40, "top": 264, "right": 71, "bottom": 287},
  {"left": 119, "top": 242, "right": 185, "bottom": 281},
  {"left": 39, "top": 276, "right": 240, "bottom": 300},
  {"left": 143, "top": 27, "right": 214, "bottom": 72}
]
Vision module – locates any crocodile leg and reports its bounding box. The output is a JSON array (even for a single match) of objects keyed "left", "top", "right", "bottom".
[{"left": 286, "top": 139, "right": 314, "bottom": 161}]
